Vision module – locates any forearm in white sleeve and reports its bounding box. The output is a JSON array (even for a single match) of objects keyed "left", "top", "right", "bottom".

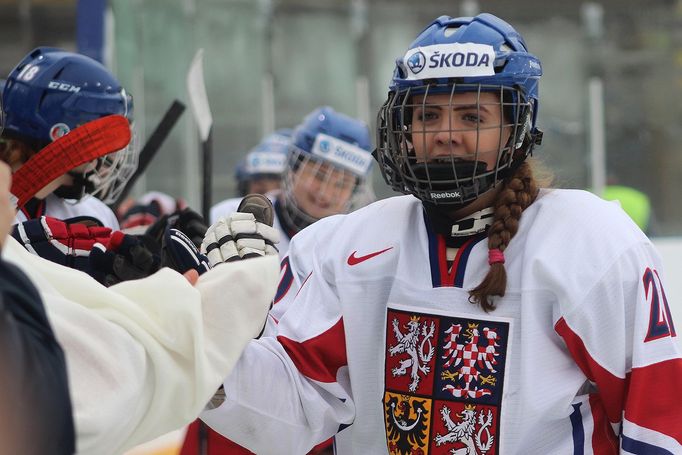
[
  {"left": 201, "top": 336, "right": 354, "bottom": 455},
  {"left": 2, "top": 236, "right": 279, "bottom": 455}
]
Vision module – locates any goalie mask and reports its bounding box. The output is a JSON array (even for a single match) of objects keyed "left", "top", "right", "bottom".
[
  {"left": 376, "top": 13, "right": 543, "bottom": 210},
  {"left": 281, "top": 107, "right": 373, "bottom": 232},
  {"left": 2, "top": 47, "right": 138, "bottom": 204}
]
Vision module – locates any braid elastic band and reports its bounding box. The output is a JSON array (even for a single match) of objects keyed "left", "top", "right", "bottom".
[{"left": 488, "top": 249, "right": 505, "bottom": 265}]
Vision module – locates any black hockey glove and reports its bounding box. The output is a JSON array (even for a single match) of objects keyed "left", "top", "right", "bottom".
[
  {"left": 88, "top": 232, "right": 161, "bottom": 286},
  {"left": 161, "top": 228, "right": 210, "bottom": 275},
  {"left": 146, "top": 207, "right": 208, "bottom": 249}
]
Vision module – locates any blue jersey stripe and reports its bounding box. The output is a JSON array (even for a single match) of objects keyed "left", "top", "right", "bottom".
[
  {"left": 453, "top": 233, "right": 487, "bottom": 288},
  {"left": 423, "top": 210, "right": 441, "bottom": 287},
  {"left": 621, "top": 435, "right": 674, "bottom": 455},
  {"left": 569, "top": 402, "right": 585, "bottom": 455}
]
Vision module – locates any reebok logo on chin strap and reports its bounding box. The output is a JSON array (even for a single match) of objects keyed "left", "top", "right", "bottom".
[{"left": 347, "top": 247, "right": 394, "bottom": 266}]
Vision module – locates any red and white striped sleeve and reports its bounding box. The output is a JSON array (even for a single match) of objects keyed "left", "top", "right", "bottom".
[{"left": 555, "top": 241, "right": 682, "bottom": 453}]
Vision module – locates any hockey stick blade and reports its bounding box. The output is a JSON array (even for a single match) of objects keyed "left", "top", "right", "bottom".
[{"left": 10, "top": 114, "right": 131, "bottom": 210}]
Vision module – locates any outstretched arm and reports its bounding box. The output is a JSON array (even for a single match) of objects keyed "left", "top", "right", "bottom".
[
  {"left": 3, "top": 234, "right": 279, "bottom": 455},
  {"left": 201, "top": 253, "right": 355, "bottom": 454}
]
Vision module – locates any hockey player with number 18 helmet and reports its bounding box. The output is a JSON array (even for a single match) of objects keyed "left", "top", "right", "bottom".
[{"left": 1, "top": 47, "right": 137, "bottom": 228}]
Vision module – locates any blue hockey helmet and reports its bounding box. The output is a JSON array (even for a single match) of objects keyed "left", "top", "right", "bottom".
[
  {"left": 2, "top": 47, "right": 137, "bottom": 203},
  {"left": 259, "top": 128, "right": 293, "bottom": 150},
  {"left": 281, "top": 106, "right": 373, "bottom": 232},
  {"left": 235, "top": 130, "right": 291, "bottom": 196},
  {"left": 376, "top": 13, "right": 543, "bottom": 207}
]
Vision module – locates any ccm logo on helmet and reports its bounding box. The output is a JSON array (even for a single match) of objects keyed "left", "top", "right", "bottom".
[{"left": 48, "top": 81, "right": 81, "bottom": 93}]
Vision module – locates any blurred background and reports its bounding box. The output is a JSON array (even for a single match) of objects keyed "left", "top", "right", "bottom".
[{"left": 1, "top": 0, "right": 680, "bottom": 235}]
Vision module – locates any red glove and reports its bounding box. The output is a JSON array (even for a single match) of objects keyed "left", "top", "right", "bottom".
[{"left": 11, "top": 216, "right": 112, "bottom": 271}]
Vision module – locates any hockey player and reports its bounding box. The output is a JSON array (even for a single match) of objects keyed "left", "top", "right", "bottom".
[
  {"left": 181, "top": 111, "right": 367, "bottom": 454},
  {"left": 210, "top": 106, "right": 373, "bottom": 256},
  {"left": 1, "top": 47, "right": 138, "bottom": 229},
  {"left": 234, "top": 129, "right": 291, "bottom": 197},
  {"left": 199, "top": 13, "right": 682, "bottom": 454}
]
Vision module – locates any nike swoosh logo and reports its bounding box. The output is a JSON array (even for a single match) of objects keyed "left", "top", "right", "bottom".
[{"left": 347, "top": 247, "right": 394, "bottom": 266}]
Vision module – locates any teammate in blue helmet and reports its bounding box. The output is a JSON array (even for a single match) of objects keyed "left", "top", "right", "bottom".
[
  {"left": 210, "top": 107, "right": 373, "bottom": 256},
  {"left": 235, "top": 129, "right": 291, "bottom": 197},
  {"left": 190, "top": 111, "right": 371, "bottom": 453},
  {"left": 199, "top": 13, "right": 681, "bottom": 454},
  {"left": 280, "top": 107, "right": 373, "bottom": 232},
  {"left": 1, "top": 47, "right": 137, "bottom": 228}
]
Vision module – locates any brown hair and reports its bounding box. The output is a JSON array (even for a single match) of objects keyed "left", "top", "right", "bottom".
[
  {"left": 0, "top": 139, "right": 36, "bottom": 170},
  {"left": 469, "top": 159, "right": 550, "bottom": 311}
]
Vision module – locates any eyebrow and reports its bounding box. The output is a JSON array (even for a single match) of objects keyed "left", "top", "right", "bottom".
[{"left": 415, "top": 103, "right": 493, "bottom": 114}]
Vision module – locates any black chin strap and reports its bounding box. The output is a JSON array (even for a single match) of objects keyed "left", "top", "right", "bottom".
[{"left": 53, "top": 171, "right": 96, "bottom": 200}]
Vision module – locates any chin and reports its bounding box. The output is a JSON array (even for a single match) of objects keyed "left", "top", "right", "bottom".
[{"left": 308, "top": 208, "right": 329, "bottom": 219}]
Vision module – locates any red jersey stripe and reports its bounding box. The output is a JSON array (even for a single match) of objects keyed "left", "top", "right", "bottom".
[
  {"left": 554, "top": 318, "right": 628, "bottom": 423},
  {"left": 278, "top": 318, "right": 348, "bottom": 383},
  {"left": 625, "top": 358, "right": 682, "bottom": 445},
  {"left": 589, "top": 393, "right": 619, "bottom": 454}
]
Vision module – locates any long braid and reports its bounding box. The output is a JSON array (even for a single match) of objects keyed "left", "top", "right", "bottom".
[{"left": 469, "top": 161, "right": 539, "bottom": 312}]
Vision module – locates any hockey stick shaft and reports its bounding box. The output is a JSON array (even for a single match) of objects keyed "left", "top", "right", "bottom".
[
  {"left": 111, "top": 100, "right": 186, "bottom": 208},
  {"left": 187, "top": 49, "right": 213, "bottom": 222},
  {"left": 10, "top": 114, "right": 131, "bottom": 210},
  {"left": 201, "top": 127, "right": 213, "bottom": 222}
]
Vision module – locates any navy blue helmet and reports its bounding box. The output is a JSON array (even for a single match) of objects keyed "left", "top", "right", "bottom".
[{"left": 3, "top": 47, "right": 137, "bottom": 203}]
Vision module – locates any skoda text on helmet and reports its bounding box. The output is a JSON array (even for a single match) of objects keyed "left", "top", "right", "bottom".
[
  {"left": 2, "top": 47, "right": 138, "bottom": 204},
  {"left": 235, "top": 130, "right": 292, "bottom": 196},
  {"left": 281, "top": 106, "right": 373, "bottom": 232},
  {"left": 376, "top": 13, "right": 543, "bottom": 208}
]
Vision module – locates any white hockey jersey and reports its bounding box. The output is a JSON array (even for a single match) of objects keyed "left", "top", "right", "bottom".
[
  {"left": 14, "top": 193, "right": 120, "bottom": 229},
  {"left": 202, "top": 189, "right": 682, "bottom": 454},
  {"left": 2, "top": 235, "right": 279, "bottom": 455}
]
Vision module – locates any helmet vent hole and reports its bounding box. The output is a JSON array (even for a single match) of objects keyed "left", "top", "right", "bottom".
[
  {"left": 443, "top": 26, "right": 460, "bottom": 38},
  {"left": 500, "top": 44, "right": 513, "bottom": 52}
]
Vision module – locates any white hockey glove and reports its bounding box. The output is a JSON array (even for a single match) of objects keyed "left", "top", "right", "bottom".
[{"left": 200, "top": 195, "right": 279, "bottom": 266}]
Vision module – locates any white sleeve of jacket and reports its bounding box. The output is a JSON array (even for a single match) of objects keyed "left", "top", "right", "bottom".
[
  {"left": 1, "top": 235, "right": 279, "bottom": 455},
  {"left": 200, "top": 254, "right": 355, "bottom": 455}
]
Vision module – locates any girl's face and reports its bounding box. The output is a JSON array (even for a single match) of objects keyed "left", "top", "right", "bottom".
[
  {"left": 291, "top": 158, "right": 356, "bottom": 219},
  {"left": 410, "top": 91, "right": 511, "bottom": 170}
]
